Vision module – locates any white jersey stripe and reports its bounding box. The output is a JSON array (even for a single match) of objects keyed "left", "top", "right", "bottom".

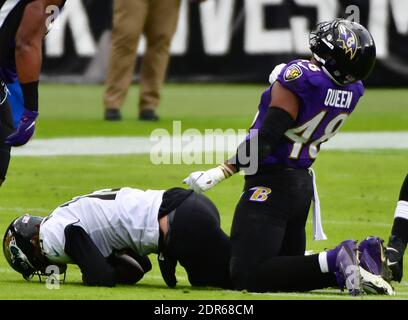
[{"left": 0, "top": 0, "right": 22, "bottom": 29}]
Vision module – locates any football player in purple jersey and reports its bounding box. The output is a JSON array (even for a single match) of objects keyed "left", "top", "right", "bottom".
[
  {"left": 184, "top": 19, "right": 379, "bottom": 295},
  {"left": 0, "top": 0, "right": 66, "bottom": 187}
]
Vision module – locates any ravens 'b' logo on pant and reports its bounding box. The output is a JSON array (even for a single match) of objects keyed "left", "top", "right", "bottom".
[{"left": 248, "top": 187, "right": 272, "bottom": 202}]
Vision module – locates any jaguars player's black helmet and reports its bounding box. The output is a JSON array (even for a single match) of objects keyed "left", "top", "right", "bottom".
[
  {"left": 3, "top": 214, "right": 65, "bottom": 281},
  {"left": 309, "top": 19, "right": 376, "bottom": 85}
]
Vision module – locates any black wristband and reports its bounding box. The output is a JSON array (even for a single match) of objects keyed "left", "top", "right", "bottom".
[{"left": 21, "top": 81, "right": 39, "bottom": 111}]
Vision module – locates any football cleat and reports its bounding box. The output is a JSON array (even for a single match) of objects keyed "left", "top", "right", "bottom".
[
  {"left": 359, "top": 267, "right": 395, "bottom": 295},
  {"left": 334, "top": 240, "right": 362, "bottom": 296},
  {"left": 384, "top": 235, "right": 406, "bottom": 282},
  {"left": 358, "top": 236, "right": 387, "bottom": 276},
  {"left": 358, "top": 237, "right": 396, "bottom": 294}
]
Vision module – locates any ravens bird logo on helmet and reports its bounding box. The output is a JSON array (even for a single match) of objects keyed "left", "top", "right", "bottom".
[{"left": 337, "top": 24, "right": 360, "bottom": 61}]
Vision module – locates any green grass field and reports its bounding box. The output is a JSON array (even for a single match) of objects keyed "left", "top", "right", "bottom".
[
  {"left": 0, "top": 84, "right": 407, "bottom": 300},
  {"left": 36, "top": 84, "right": 408, "bottom": 136}
]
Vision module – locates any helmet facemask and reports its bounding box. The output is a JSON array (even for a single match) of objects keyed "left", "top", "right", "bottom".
[{"left": 3, "top": 215, "right": 67, "bottom": 283}]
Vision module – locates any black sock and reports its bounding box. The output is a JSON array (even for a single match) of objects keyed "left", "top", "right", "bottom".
[
  {"left": 253, "top": 254, "right": 337, "bottom": 292},
  {"left": 390, "top": 175, "right": 408, "bottom": 246},
  {"left": 391, "top": 218, "right": 408, "bottom": 247},
  {"left": 399, "top": 175, "right": 408, "bottom": 202}
]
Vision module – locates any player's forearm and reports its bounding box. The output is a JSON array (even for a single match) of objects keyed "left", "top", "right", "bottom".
[
  {"left": 15, "top": 0, "right": 47, "bottom": 111},
  {"left": 15, "top": 45, "right": 41, "bottom": 112},
  {"left": 220, "top": 162, "right": 237, "bottom": 177},
  {"left": 15, "top": 42, "right": 42, "bottom": 84}
]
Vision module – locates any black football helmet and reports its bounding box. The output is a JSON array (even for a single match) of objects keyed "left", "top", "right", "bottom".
[
  {"left": 3, "top": 214, "right": 66, "bottom": 281},
  {"left": 309, "top": 19, "right": 376, "bottom": 85}
]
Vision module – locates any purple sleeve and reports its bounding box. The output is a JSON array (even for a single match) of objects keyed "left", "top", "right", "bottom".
[
  {"left": 356, "top": 81, "right": 365, "bottom": 97},
  {"left": 276, "top": 60, "right": 313, "bottom": 102}
]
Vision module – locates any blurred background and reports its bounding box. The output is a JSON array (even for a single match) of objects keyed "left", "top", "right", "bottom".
[{"left": 42, "top": 0, "right": 408, "bottom": 86}]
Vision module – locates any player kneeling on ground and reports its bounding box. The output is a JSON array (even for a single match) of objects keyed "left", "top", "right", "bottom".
[
  {"left": 3, "top": 187, "right": 396, "bottom": 295},
  {"left": 3, "top": 187, "right": 231, "bottom": 288},
  {"left": 183, "top": 19, "right": 381, "bottom": 296}
]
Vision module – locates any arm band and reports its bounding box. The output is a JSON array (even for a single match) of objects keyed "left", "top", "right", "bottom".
[
  {"left": 230, "top": 107, "right": 295, "bottom": 170},
  {"left": 21, "top": 81, "right": 39, "bottom": 111}
]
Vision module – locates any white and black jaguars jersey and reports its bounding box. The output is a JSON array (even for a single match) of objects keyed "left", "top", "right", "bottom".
[{"left": 39, "top": 188, "right": 165, "bottom": 265}]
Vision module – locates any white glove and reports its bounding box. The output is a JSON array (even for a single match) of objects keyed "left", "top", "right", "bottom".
[{"left": 183, "top": 166, "right": 230, "bottom": 193}]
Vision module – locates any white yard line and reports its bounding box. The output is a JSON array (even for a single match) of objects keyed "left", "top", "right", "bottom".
[
  {"left": 248, "top": 291, "right": 407, "bottom": 299},
  {"left": 10, "top": 132, "right": 408, "bottom": 157},
  {"left": 323, "top": 220, "right": 391, "bottom": 228},
  {"left": 0, "top": 267, "right": 16, "bottom": 273},
  {"left": 0, "top": 207, "right": 49, "bottom": 213},
  {"left": 323, "top": 132, "right": 408, "bottom": 150}
]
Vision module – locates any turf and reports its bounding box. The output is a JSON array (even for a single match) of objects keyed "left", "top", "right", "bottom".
[
  {"left": 1, "top": 151, "right": 407, "bottom": 300},
  {"left": 0, "top": 84, "right": 407, "bottom": 300},
  {"left": 36, "top": 84, "right": 408, "bottom": 137}
]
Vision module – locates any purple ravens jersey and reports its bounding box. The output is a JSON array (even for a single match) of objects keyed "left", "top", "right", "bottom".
[{"left": 251, "top": 59, "right": 364, "bottom": 169}]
